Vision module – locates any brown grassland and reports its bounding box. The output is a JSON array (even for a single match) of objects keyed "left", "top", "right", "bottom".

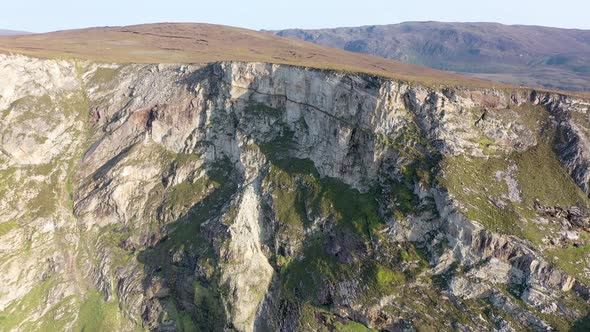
[{"left": 0, "top": 23, "right": 588, "bottom": 98}]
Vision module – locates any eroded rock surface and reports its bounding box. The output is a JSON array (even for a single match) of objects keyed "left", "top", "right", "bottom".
[{"left": 0, "top": 55, "right": 589, "bottom": 331}]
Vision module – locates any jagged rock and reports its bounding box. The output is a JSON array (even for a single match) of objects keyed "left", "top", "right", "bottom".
[{"left": 0, "top": 55, "right": 589, "bottom": 331}]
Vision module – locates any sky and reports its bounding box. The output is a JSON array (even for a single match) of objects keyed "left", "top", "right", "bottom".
[{"left": 3, "top": 0, "right": 589, "bottom": 33}]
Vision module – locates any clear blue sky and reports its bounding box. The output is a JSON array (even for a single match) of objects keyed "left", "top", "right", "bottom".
[{"left": 4, "top": 0, "right": 589, "bottom": 32}]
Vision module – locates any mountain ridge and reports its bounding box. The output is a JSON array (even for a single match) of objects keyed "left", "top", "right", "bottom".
[
  {"left": 2, "top": 22, "right": 589, "bottom": 99},
  {"left": 0, "top": 23, "right": 493, "bottom": 88},
  {"left": 0, "top": 29, "right": 30, "bottom": 36},
  {"left": 271, "top": 21, "right": 590, "bottom": 92}
]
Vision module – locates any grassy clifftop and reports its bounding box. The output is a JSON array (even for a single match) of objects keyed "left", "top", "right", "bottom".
[{"left": 0, "top": 23, "right": 507, "bottom": 89}]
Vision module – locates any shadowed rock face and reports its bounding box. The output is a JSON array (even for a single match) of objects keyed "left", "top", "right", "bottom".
[
  {"left": 0, "top": 54, "right": 589, "bottom": 331},
  {"left": 271, "top": 22, "right": 590, "bottom": 92}
]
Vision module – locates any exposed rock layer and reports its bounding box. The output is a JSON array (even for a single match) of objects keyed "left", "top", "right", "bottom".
[{"left": 0, "top": 54, "right": 589, "bottom": 331}]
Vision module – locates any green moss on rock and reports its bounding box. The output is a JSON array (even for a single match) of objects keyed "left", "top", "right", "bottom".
[{"left": 75, "top": 291, "right": 123, "bottom": 332}]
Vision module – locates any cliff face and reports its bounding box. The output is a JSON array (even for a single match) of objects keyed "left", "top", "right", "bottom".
[{"left": 0, "top": 54, "right": 589, "bottom": 331}]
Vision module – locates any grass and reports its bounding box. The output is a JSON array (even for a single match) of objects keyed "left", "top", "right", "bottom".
[
  {"left": 439, "top": 138, "right": 590, "bottom": 241},
  {"left": 0, "top": 279, "right": 56, "bottom": 330},
  {"left": 374, "top": 265, "right": 406, "bottom": 290},
  {"left": 136, "top": 159, "right": 235, "bottom": 330},
  {"left": 0, "top": 220, "right": 17, "bottom": 237},
  {"left": 166, "top": 176, "right": 216, "bottom": 212},
  {"left": 267, "top": 158, "right": 382, "bottom": 242},
  {"left": 0, "top": 279, "right": 98, "bottom": 332},
  {"left": 0, "top": 23, "right": 505, "bottom": 90},
  {"left": 1, "top": 295, "right": 81, "bottom": 331},
  {"left": 90, "top": 67, "right": 119, "bottom": 85},
  {"left": 281, "top": 237, "right": 343, "bottom": 300},
  {"left": 26, "top": 174, "right": 59, "bottom": 219},
  {"left": 192, "top": 283, "right": 224, "bottom": 331},
  {"left": 298, "top": 304, "right": 378, "bottom": 331},
  {"left": 546, "top": 244, "right": 590, "bottom": 284},
  {"left": 477, "top": 136, "right": 496, "bottom": 154},
  {"left": 0, "top": 86, "right": 90, "bottom": 223},
  {"left": 249, "top": 103, "right": 432, "bottom": 316},
  {"left": 174, "top": 312, "right": 198, "bottom": 332},
  {"left": 265, "top": 160, "right": 317, "bottom": 236},
  {"left": 75, "top": 291, "right": 122, "bottom": 332},
  {"left": 265, "top": 156, "right": 427, "bottom": 312},
  {"left": 514, "top": 143, "right": 589, "bottom": 208},
  {"left": 33, "top": 296, "right": 79, "bottom": 331},
  {"left": 333, "top": 320, "right": 377, "bottom": 332},
  {"left": 439, "top": 119, "right": 590, "bottom": 286}
]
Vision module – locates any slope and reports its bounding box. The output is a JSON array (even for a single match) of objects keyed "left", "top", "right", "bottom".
[
  {"left": 272, "top": 21, "right": 590, "bottom": 92},
  {"left": 0, "top": 23, "right": 506, "bottom": 89},
  {"left": 0, "top": 29, "right": 30, "bottom": 36}
]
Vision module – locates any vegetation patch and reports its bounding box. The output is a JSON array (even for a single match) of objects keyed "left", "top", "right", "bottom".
[
  {"left": 75, "top": 291, "right": 122, "bottom": 331},
  {"left": 298, "top": 304, "right": 377, "bottom": 331},
  {"left": 547, "top": 244, "right": 590, "bottom": 284},
  {"left": 440, "top": 139, "right": 589, "bottom": 241},
  {"left": 0, "top": 279, "right": 59, "bottom": 331},
  {"left": 267, "top": 158, "right": 381, "bottom": 243},
  {"left": 137, "top": 158, "right": 236, "bottom": 331},
  {"left": 191, "top": 283, "right": 225, "bottom": 331},
  {"left": 264, "top": 155, "right": 428, "bottom": 319},
  {"left": 513, "top": 143, "right": 588, "bottom": 208},
  {"left": 90, "top": 67, "right": 120, "bottom": 85},
  {"left": 166, "top": 176, "right": 216, "bottom": 212},
  {"left": 0, "top": 220, "right": 17, "bottom": 237},
  {"left": 245, "top": 103, "right": 284, "bottom": 117}
]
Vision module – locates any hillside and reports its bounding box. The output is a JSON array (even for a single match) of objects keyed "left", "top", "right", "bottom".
[
  {"left": 272, "top": 22, "right": 590, "bottom": 92},
  {"left": 0, "top": 23, "right": 491, "bottom": 88},
  {"left": 0, "top": 29, "right": 29, "bottom": 36},
  {"left": 0, "top": 23, "right": 589, "bottom": 331}
]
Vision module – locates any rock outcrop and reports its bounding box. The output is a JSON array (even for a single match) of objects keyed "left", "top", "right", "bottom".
[{"left": 0, "top": 54, "right": 589, "bottom": 331}]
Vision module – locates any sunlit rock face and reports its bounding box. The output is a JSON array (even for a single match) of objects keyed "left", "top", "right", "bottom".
[{"left": 0, "top": 55, "right": 589, "bottom": 331}]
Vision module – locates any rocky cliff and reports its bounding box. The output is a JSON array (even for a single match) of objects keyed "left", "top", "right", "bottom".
[{"left": 0, "top": 53, "right": 589, "bottom": 331}]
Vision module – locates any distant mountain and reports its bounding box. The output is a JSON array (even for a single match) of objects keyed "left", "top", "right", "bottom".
[
  {"left": 271, "top": 22, "right": 590, "bottom": 92},
  {"left": 0, "top": 29, "right": 30, "bottom": 36}
]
